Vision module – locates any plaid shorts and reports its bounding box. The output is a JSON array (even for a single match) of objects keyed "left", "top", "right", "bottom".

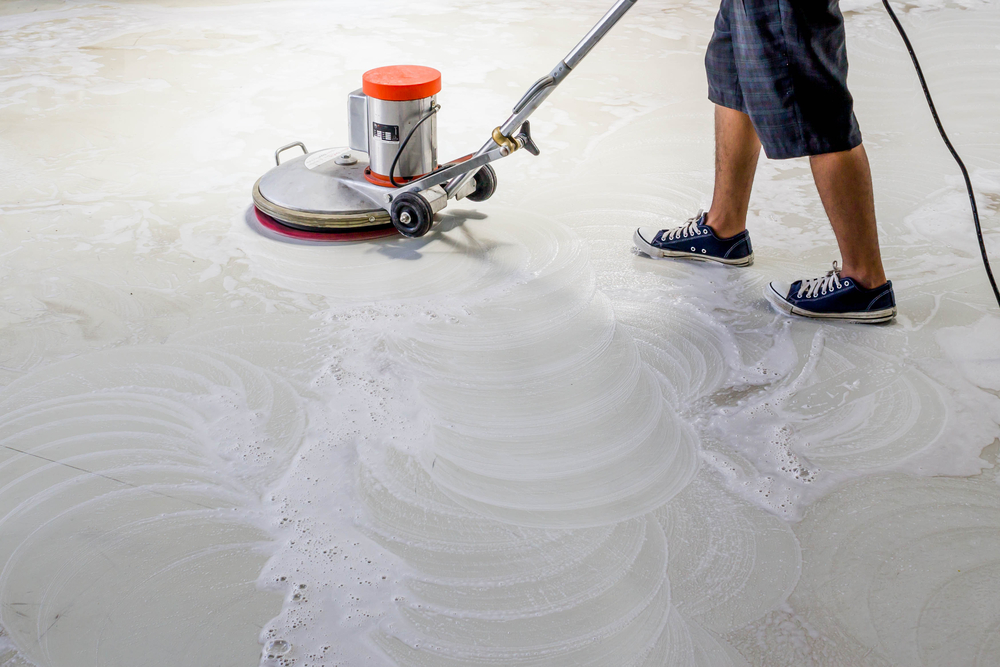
[{"left": 706, "top": 0, "right": 862, "bottom": 159}]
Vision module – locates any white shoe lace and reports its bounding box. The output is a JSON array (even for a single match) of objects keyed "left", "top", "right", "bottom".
[
  {"left": 663, "top": 211, "right": 709, "bottom": 241},
  {"left": 796, "top": 261, "right": 843, "bottom": 298}
]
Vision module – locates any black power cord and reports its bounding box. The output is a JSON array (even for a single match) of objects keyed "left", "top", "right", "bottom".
[
  {"left": 390, "top": 104, "right": 441, "bottom": 188},
  {"left": 881, "top": 0, "right": 1000, "bottom": 311}
]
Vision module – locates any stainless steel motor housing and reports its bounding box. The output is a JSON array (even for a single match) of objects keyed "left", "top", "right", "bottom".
[{"left": 348, "top": 91, "right": 438, "bottom": 179}]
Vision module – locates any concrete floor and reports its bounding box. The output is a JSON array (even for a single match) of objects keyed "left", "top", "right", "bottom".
[{"left": 1, "top": 1, "right": 999, "bottom": 665}]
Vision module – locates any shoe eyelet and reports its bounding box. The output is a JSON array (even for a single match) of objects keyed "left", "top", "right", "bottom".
[
  {"left": 690, "top": 247, "right": 697, "bottom": 252},
  {"left": 844, "top": 280, "right": 851, "bottom": 286},
  {"left": 702, "top": 249, "right": 707, "bottom": 254},
  {"left": 821, "top": 290, "right": 827, "bottom": 296}
]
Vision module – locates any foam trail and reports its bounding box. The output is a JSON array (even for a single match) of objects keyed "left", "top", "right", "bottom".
[
  {"left": 1, "top": 1, "right": 999, "bottom": 665},
  {"left": 363, "top": 452, "right": 674, "bottom": 665},
  {"left": 389, "top": 212, "right": 699, "bottom": 527},
  {"left": 0, "top": 346, "right": 304, "bottom": 666},
  {"left": 729, "top": 474, "right": 1000, "bottom": 666}
]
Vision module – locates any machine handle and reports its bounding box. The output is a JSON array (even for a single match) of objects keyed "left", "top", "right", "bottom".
[
  {"left": 501, "top": 0, "right": 638, "bottom": 135},
  {"left": 445, "top": 0, "right": 638, "bottom": 197},
  {"left": 564, "top": 0, "right": 639, "bottom": 70},
  {"left": 513, "top": 76, "right": 555, "bottom": 114},
  {"left": 275, "top": 141, "right": 308, "bottom": 166}
]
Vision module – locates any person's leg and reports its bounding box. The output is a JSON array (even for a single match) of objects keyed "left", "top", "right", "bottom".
[
  {"left": 705, "top": 104, "right": 762, "bottom": 239},
  {"left": 631, "top": 0, "right": 757, "bottom": 268},
  {"left": 633, "top": 102, "right": 757, "bottom": 266},
  {"left": 810, "top": 144, "right": 887, "bottom": 288}
]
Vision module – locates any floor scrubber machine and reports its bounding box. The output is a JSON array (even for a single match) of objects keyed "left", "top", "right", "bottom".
[{"left": 252, "top": 0, "right": 638, "bottom": 240}]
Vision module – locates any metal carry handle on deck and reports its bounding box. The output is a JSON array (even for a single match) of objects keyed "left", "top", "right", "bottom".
[
  {"left": 444, "top": 0, "right": 639, "bottom": 197},
  {"left": 275, "top": 141, "right": 308, "bottom": 166}
]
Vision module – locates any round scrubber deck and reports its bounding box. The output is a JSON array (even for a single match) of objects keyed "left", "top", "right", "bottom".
[
  {"left": 253, "top": 147, "right": 392, "bottom": 231},
  {"left": 253, "top": 207, "right": 397, "bottom": 242}
]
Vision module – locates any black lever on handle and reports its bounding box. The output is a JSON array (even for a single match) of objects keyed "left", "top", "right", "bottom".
[{"left": 515, "top": 121, "right": 540, "bottom": 156}]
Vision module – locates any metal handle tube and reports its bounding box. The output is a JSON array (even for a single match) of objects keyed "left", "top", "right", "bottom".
[
  {"left": 445, "top": 0, "right": 638, "bottom": 197},
  {"left": 564, "top": 0, "right": 638, "bottom": 69},
  {"left": 397, "top": 147, "right": 508, "bottom": 195},
  {"left": 499, "top": 0, "right": 638, "bottom": 135},
  {"left": 498, "top": 61, "right": 569, "bottom": 137}
]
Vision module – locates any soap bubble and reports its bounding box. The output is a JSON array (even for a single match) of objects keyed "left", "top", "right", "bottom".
[{"left": 265, "top": 640, "right": 291, "bottom": 657}]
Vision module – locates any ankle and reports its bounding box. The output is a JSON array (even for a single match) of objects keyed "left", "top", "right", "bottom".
[
  {"left": 705, "top": 209, "right": 747, "bottom": 240},
  {"left": 840, "top": 266, "right": 887, "bottom": 290}
]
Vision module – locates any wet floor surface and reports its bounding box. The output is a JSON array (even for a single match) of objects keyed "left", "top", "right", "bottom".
[{"left": 1, "top": 1, "right": 999, "bottom": 665}]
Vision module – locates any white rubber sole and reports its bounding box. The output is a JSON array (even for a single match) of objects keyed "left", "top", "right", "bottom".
[
  {"left": 765, "top": 283, "right": 897, "bottom": 324},
  {"left": 632, "top": 229, "right": 754, "bottom": 267}
]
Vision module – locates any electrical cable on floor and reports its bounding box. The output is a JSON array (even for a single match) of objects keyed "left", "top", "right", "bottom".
[{"left": 881, "top": 0, "right": 1000, "bottom": 311}]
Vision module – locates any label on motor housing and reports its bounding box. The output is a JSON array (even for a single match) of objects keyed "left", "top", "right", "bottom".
[{"left": 373, "top": 122, "right": 399, "bottom": 143}]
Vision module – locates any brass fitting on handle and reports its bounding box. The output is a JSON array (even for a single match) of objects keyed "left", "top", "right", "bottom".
[{"left": 492, "top": 127, "right": 518, "bottom": 155}]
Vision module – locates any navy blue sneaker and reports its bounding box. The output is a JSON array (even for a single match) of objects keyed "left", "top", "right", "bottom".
[
  {"left": 634, "top": 211, "right": 754, "bottom": 266},
  {"left": 766, "top": 262, "right": 897, "bottom": 324}
]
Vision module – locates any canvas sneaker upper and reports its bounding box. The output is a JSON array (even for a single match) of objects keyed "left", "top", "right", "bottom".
[
  {"left": 633, "top": 212, "right": 754, "bottom": 266},
  {"left": 766, "top": 262, "right": 897, "bottom": 323}
]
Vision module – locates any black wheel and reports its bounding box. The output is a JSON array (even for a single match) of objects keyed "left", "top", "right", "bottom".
[
  {"left": 391, "top": 191, "right": 434, "bottom": 238},
  {"left": 466, "top": 164, "right": 497, "bottom": 202}
]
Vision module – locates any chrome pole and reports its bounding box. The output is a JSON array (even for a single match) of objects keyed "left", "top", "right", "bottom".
[{"left": 445, "top": 0, "right": 638, "bottom": 197}]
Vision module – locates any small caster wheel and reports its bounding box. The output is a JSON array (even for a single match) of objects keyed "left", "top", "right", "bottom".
[
  {"left": 466, "top": 164, "right": 497, "bottom": 202},
  {"left": 391, "top": 191, "right": 434, "bottom": 238}
]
